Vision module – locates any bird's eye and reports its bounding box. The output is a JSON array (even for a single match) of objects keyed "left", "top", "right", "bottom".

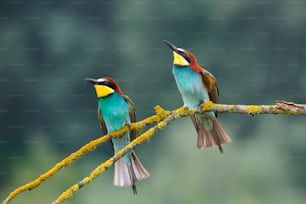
[
  {"left": 178, "top": 51, "right": 190, "bottom": 63},
  {"left": 101, "top": 80, "right": 116, "bottom": 90},
  {"left": 98, "top": 80, "right": 109, "bottom": 86},
  {"left": 178, "top": 50, "right": 184, "bottom": 55}
]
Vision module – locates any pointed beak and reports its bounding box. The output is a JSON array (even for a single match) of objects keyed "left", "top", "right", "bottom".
[
  {"left": 163, "top": 40, "right": 190, "bottom": 66},
  {"left": 85, "top": 78, "right": 114, "bottom": 98},
  {"left": 85, "top": 78, "right": 98, "bottom": 84},
  {"left": 163, "top": 40, "right": 179, "bottom": 52}
]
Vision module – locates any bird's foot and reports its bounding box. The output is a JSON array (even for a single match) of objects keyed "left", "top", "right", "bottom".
[
  {"left": 198, "top": 104, "right": 204, "bottom": 112},
  {"left": 183, "top": 105, "right": 189, "bottom": 110},
  {"left": 126, "top": 123, "right": 131, "bottom": 131},
  {"left": 199, "top": 101, "right": 214, "bottom": 113}
]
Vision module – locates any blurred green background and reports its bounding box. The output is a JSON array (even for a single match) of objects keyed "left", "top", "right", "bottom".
[{"left": 1, "top": 0, "right": 306, "bottom": 203}]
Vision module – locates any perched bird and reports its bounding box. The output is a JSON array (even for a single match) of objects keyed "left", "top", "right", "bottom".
[
  {"left": 163, "top": 40, "right": 232, "bottom": 153},
  {"left": 86, "top": 77, "right": 150, "bottom": 193}
]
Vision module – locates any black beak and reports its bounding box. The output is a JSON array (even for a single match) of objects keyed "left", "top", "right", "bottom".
[
  {"left": 163, "top": 40, "right": 179, "bottom": 52},
  {"left": 85, "top": 78, "right": 98, "bottom": 84}
]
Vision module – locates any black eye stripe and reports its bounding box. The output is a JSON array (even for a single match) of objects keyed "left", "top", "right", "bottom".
[
  {"left": 98, "top": 80, "right": 116, "bottom": 90},
  {"left": 178, "top": 51, "right": 191, "bottom": 63},
  {"left": 178, "top": 50, "right": 185, "bottom": 55}
]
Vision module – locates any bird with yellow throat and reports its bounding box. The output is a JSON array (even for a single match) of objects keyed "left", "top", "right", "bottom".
[
  {"left": 86, "top": 77, "right": 150, "bottom": 193},
  {"left": 164, "top": 40, "right": 232, "bottom": 153}
]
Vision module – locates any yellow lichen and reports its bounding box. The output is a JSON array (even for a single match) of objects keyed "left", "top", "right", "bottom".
[
  {"left": 182, "top": 107, "right": 192, "bottom": 115},
  {"left": 111, "top": 125, "right": 129, "bottom": 138},
  {"left": 129, "top": 123, "right": 142, "bottom": 133},
  {"left": 201, "top": 101, "right": 214, "bottom": 112},
  {"left": 135, "top": 128, "right": 154, "bottom": 144},
  {"left": 52, "top": 185, "right": 79, "bottom": 204},
  {"left": 154, "top": 105, "right": 170, "bottom": 119},
  {"left": 228, "top": 105, "right": 234, "bottom": 112},
  {"left": 246, "top": 105, "right": 262, "bottom": 115},
  {"left": 157, "top": 121, "right": 167, "bottom": 129}
]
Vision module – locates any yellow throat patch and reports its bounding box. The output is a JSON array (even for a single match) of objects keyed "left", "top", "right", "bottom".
[
  {"left": 173, "top": 51, "right": 189, "bottom": 66},
  {"left": 94, "top": 85, "right": 114, "bottom": 98}
]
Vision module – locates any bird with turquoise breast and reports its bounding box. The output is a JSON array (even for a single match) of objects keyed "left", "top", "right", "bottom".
[
  {"left": 86, "top": 77, "right": 150, "bottom": 193},
  {"left": 164, "top": 40, "right": 232, "bottom": 153}
]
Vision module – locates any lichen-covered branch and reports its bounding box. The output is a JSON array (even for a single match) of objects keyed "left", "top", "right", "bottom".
[
  {"left": 204, "top": 101, "right": 306, "bottom": 115},
  {"left": 2, "top": 107, "right": 168, "bottom": 204},
  {"left": 51, "top": 100, "right": 306, "bottom": 203},
  {"left": 3, "top": 100, "right": 306, "bottom": 204},
  {"left": 52, "top": 106, "right": 182, "bottom": 204}
]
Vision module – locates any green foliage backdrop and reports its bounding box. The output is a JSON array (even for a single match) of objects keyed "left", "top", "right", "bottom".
[{"left": 0, "top": 1, "right": 306, "bottom": 203}]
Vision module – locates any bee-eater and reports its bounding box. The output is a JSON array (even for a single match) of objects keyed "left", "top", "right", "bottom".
[
  {"left": 163, "top": 40, "right": 232, "bottom": 153},
  {"left": 86, "top": 77, "right": 150, "bottom": 193}
]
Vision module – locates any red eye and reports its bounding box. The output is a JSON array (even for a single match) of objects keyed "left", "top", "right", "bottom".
[
  {"left": 178, "top": 50, "right": 187, "bottom": 57},
  {"left": 178, "top": 51, "right": 190, "bottom": 63},
  {"left": 100, "top": 80, "right": 116, "bottom": 90}
]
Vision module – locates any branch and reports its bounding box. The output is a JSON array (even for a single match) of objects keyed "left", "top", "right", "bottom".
[
  {"left": 3, "top": 101, "right": 306, "bottom": 204},
  {"left": 52, "top": 101, "right": 306, "bottom": 204},
  {"left": 2, "top": 106, "right": 168, "bottom": 204},
  {"left": 51, "top": 106, "right": 179, "bottom": 204},
  {"left": 207, "top": 100, "right": 306, "bottom": 115}
]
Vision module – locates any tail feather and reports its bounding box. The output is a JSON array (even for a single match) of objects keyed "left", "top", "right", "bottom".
[
  {"left": 197, "top": 126, "right": 213, "bottom": 148},
  {"left": 114, "top": 151, "right": 150, "bottom": 194},
  {"left": 114, "top": 159, "right": 133, "bottom": 187},
  {"left": 212, "top": 119, "right": 232, "bottom": 144},
  {"left": 195, "top": 118, "right": 232, "bottom": 153},
  {"left": 131, "top": 151, "right": 151, "bottom": 180}
]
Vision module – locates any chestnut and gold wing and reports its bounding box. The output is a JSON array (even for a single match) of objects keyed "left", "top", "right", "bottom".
[{"left": 200, "top": 69, "right": 219, "bottom": 104}]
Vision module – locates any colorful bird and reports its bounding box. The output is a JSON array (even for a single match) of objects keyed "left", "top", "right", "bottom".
[
  {"left": 86, "top": 77, "right": 150, "bottom": 193},
  {"left": 163, "top": 40, "right": 232, "bottom": 153}
]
